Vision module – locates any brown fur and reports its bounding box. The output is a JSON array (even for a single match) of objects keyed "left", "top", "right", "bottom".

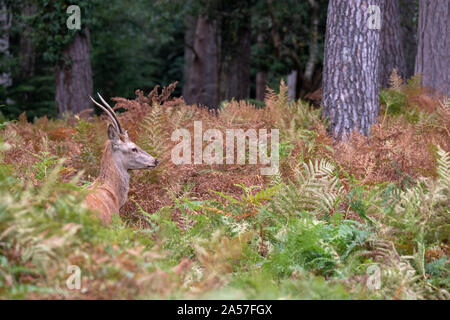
[{"left": 85, "top": 141, "right": 130, "bottom": 223}]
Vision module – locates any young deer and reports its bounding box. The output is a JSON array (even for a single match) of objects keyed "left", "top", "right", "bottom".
[{"left": 85, "top": 93, "right": 158, "bottom": 223}]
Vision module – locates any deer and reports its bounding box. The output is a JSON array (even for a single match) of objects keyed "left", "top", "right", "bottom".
[{"left": 85, "top": 93, "right": 158, "bottom": 224}]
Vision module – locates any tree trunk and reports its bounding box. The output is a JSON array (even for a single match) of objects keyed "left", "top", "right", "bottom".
[
  {"left": 415, "top": 0, "right": 449, "bottom": 95},
  {"left": 255, "top": 33, "right": 267, "bottom": 102},
  {"left": 0, "top": 1, "right": 12, "bottom": 89},
  {"left": 379, "top": 0, "right": 407, "bottom": 88},
  {"left": 219, "top": 13, "right": 251, "bottom": 102},
  {"left": 182, "top": 14, "right": 197, "bottom": 99},
  {"left": 299, "top": 0, "right": 322, "bottom": 98},
  {"left": 255, "top": 72, "right": 267, "bottom": 102},
  {"left": 287, "top": 70, "right": 297, "bottom": 101},
  {"left": 399, "top": 0, "right": 418, "bottom": 79},
  {"left": 322, "top": 0, "right": 384, "bottom": 140},
  {"left": 19, "top": 2, "right": 37, "bottom": 80},
  {"left": 304, "top": 0, "right": 320, "bottom": 84},
  {"left": 55, "top": 29, "right": 93, "bottom": 116},
  {"left": 184, "top": 16, "right": 219, "bottom": 108}
]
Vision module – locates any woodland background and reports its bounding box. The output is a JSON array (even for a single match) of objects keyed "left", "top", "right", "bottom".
[
  {"left": 0, "top": 0, "right": 446, "bottom": 120},
  {"left": 0, "top": 0, "right": 449, "bottom": 300}
]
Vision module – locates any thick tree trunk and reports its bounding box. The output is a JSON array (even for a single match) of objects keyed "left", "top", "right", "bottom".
[
  {"left": 379, "top": 0, "right": 407, "bottom": 88},
  {"left": 0, "top": 1, "right": 12, "bottom": 89},
  {"left": 322, "top": 0, "right": 384, "bottom": 140},
  {"left": 415, "top": 0, "right": 449, "bottom": 95},
  {"left": 55, "top": 29, "right": 93, "bottom": 116},
  {"left": 219, "top": 14, "right": 251, "bottom": 102},
  {"left": 184, "top": 16, "right": 219, "bottom": 108},
  {"left": 184, "top": 8, "right": 253, "bottom": 106}
]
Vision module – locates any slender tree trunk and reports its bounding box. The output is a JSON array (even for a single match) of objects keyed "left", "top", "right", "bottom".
[
  {"left": 55, "top": 29, "right": 93, "bottom": 116},
  {"left": 184, "top": 16, "right": 219, "bottom": 108},
  {"left": 304, "top": 0, "right": 320, "bottom": 84},
  {"left": 379, "top": 0, "right": 407, "bottom": 88},
  {"left": 255, "top": 33, "right": 267, "bottom": 102},
  {"left": 182, "top": 14, "right": 197, "bottom": 99},
  {"left": 322, "top": 0, "right": 384, "bottom": 140},
  {"left": 415, "top": 0, "right": 449, "bottom": 95},
  {"left": 0, "top": 1, "right": 12, "bottom": 89},
  {"left": 287, "top": 70, "right": 297, "bottom": 101},
  {"left": 299, "top": 0, "right": 322, "bottom": 98},
  {"left": 399, "top": 0, "right": 418, "bottom": 79},
  {"left": 255, "top": 72, "right": 267, "bottom": 101}
]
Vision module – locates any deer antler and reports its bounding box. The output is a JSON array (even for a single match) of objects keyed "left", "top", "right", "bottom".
[
  {"left": 97, "top": 93, "right": 124, "bottom": 134},
  {"left": 89, "top": 93, "right": 124, "bottom": 134}
]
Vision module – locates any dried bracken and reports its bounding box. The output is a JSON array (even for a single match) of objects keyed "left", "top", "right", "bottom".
[{"left": 1, "top": 82, "right": 448, "bottom": 299}]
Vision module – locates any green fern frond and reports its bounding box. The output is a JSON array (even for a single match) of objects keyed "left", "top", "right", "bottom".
[
  {"left": 436, "top": 145, "right": 450, "bottom": 190},
  {"left": 364, "top": 239, "right": 426, "bottom": 299},
  {"left": 243, "top": 184, "right": 281, "bottom": 206},
  {"left": 406, "top": 74, "right": 422, "bottom": 90},
  {"left": 271, "top": 159, "right": 343, "bottom": 216},
  {"left": 388, "top": 68, "right": 403, "bottom": 92}
]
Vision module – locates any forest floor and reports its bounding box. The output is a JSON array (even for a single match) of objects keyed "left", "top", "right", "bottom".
[{"left": 0, "top": 78, "right": 449, "bottom": 299}]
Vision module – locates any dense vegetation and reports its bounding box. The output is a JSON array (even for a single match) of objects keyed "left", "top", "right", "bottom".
[
  {"left": 0, "top": 0, "right": 448, "bottom": 301},
  {"left": 1, "top": 0, "right": 325, "bottom": 119},
  {"left": 0, "top": 77, "right": 448, "bottom": 299}
]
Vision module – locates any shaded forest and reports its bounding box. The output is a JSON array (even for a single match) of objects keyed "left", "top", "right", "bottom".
[{"left": 0, "top": 0, "right": 449, "bottom": 301}]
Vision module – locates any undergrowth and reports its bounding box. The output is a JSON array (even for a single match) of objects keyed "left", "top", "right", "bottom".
[{"left": 0, "top": 80, "right": 448, "bottom": 300}]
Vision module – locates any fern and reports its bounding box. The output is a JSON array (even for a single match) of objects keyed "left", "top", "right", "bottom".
[
  {"left": 406, "top": 74, "right": 423, "bottom": 90},
  {"left": 376, "top": 146, "right": 450, "bottom": 298},
  {"left": 73, "top": 117, "right": 104, "bottom": 177},
  {"left": 139, "top": 104, "right": 169, "bottom": 159},
  {"left": 387, "top": 145, "right": 449, "bottom": 230},
  {"left": 28, "top": 151, "right": 58, "bottom": 181},
  {"left": 436, "top": 145, "right": 450, "bottom": 190},
  {"left": 237, "top": 183, "right": 281, "bottom": 207},
  {"left": 388, "top": 68, "right": 403, "bottom": 92},
  {"left": 170, "top": 105, "right": 197, "bottom": 130},
  {"left": 0, "top": 161, "right": 85, "bottom": 275},
  {"left": 271, "top": 159, "right": 343, "bottom": 217},
  {"left": 364, "top": 239, "right": 426, "bottom": 299}
]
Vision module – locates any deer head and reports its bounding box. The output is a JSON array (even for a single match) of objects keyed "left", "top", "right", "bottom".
[{"left": 89, "top": 93, "right": 158, "bottom": 171}]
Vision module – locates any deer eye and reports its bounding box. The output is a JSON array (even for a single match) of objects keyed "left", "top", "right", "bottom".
[{"left": 132, "top": 148, "right": 138, "bottom": 153}]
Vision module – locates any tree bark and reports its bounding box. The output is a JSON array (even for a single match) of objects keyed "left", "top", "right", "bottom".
[
  {"left": 219, "top": 13, "right": 251, "bottom": 102},
  {"left": 287, "top": 70, "right": 297, "bottom": 101},
  {"left": 255, "top": 33, "right": 267, "bottom": 102},
  {"left": 299, "top": 0, "right": 323, "bottom": 98},
  {"left": 267, "top": 0, "right": 323, "bottom": 99},
  {"left": 184, "top": 16, "right": 219, "bottom": 108},
  {"left": 399, "top": 0, "right": 418, "bottom": 79},
  {"left": 304, "top": 0, "right": 320, "bottom": 84},
  {"left": 55, "top": 29, "right": 93, "bottom": 116},
  {"left": 379, "top": 0, "right": 407, "bottom": 88},
  {"left": 182, "top": 14, "right": 197, "bottom": 99},
  {"left": 19, "top": 2, "right": 37, "bottom": 80},
  {"left": 0, "top": 1, "right": 12, "bottom": 89},
  {"left": 415, "top": 0, "right": 449, "bottom": 95},
  {"left": 322, "top": 0, "right": 384, "bottom": 140},
  {"left": 255, "top": 71, "right": 267, "bottom": 101}
]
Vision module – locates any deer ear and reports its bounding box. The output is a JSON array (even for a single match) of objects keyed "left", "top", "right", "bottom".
[{"left": 107, "top": 124, "right": 119, "bottom": 142}]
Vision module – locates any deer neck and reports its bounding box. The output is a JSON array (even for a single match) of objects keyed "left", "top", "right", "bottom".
[{"left": 97, "top": 141, "right": 130, "bottom": 208}]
